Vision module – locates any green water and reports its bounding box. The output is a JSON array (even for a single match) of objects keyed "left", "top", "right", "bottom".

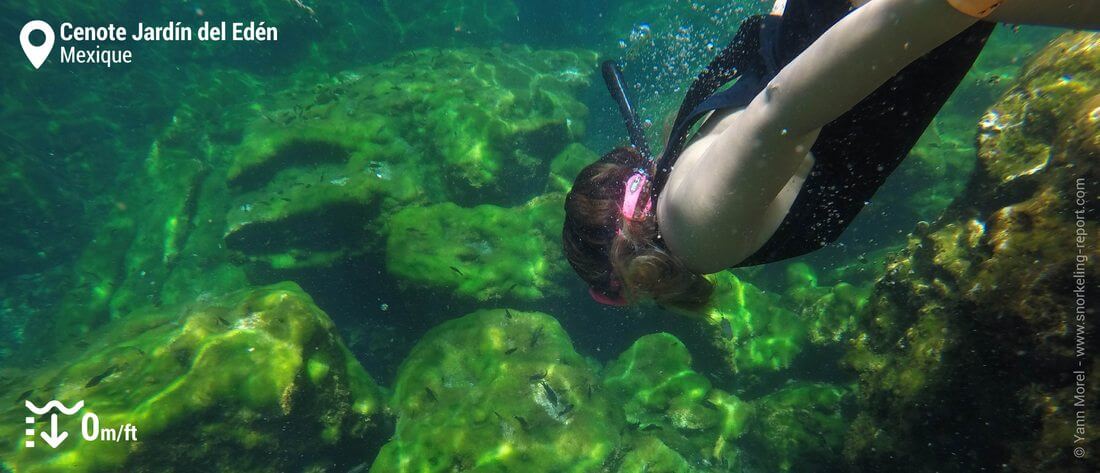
[{"left": 0, "top": 1, "right": 1094, "bottom": 472}]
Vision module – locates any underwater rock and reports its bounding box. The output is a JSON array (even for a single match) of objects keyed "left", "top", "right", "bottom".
[
  {"left": 615, "top": 436, "right": 696, "bottom": 473},
  {"left": 603, "top": 333, "right": 752, "bottom": 468},
  {"left": 224, "top": 46, "right": 596, "bottom": 277},
  {"left": 26, "top": 71, "right": 262, "bottom": 357},
  {"left": 548, "top": 143, "right": 600, "bottom": 193},
  {"left": 845, "top": 32, "right": 1100, "bottom": 473},
  {"left": 0, "top": 283, "right": 387, "bottom": 473},
  {"left": 704, "top": 272, "right": 809, "bottom": 387},
  {"left": 741, "top": 383, "right": 850, "bottom": 473},
  {"left": 371, "top": 308, "right": 621, "bottom": 471},
  {"left": 783, "top": 262, "right": 871, "bottom": 346},
  {"left": 385, "top": 194, "right": 568, "bottom": 302},
  {"left": 601, "top": 332, "right": 850, "bottom": 472}
]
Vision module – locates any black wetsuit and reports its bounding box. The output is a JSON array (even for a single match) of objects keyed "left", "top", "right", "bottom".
[{"left": 650, "top": 0, "right": 994, "bottom": 267}]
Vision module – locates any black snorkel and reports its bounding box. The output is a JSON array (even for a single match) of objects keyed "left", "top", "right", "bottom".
[{"left": 601, "top": 61, "right": 653, "bottom": 161}]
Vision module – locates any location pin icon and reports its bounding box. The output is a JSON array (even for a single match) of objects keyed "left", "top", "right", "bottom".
[{"left": 20, "top": 20, "right": 55, "bottom": 69}]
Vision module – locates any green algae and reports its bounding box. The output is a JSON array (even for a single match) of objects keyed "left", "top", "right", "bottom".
[
  {"left": 742, "top": 383, "right": 850, "bottom": 473},
  {"left": 24, "top": 70, "right": 266, "bottom": 358},
  {"left": 603, "top": 333, "right": 752, "bottom": 468},
  {"left": 844, "top": 33, "right": 1100, "bottom": 473},
  {"left": 223, "top": 46, "right": 597, "bottom": 278},
  {"left": 616, "top": 436, "right": 695, "bottom": 473},
  {"left": 372, "top": 308, "right": 619, "bottom": 471},
  {"left": 0, "top": 283, "right": 386, "bottom": 473},
  {"left": 228, "top": 46, "right": 595, "bottom": 204},
  {"left": 548, "top": 143, "right": 600, "bottom": 193},
  {"left": 25, "top": 45, "right": 598, "bottom": 361},
  {"left": 704, "top": 272, "right": 807, "bottom": 381},
  {"left": 385, "top": 194, "right": 569, "bottom": 301},
  {"left": 784, "top": 262, "right": 870, "bottom": 345}
]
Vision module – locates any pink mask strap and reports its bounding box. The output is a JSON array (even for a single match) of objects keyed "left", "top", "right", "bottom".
[
  {"left": 589, "top": 287, "right": 628, "bottom": 306},
  {"left": 621, "top": 173, "right": 652, "bottom": 221}
]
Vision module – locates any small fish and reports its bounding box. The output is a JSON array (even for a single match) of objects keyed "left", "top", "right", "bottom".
[
  {"left": 492, "top": 411, "right": 504, "bottom": 421},
  {"left": 279, "top": 198, "right": 291, "bottom": 202},
  {"left": 16, "top": 389, "right": 33, "bottom": 403},
  {"left": 504, "top": 347, "right": 517, "bottom": 355},
  {"left": 540, "top": 381, "right": 558, "bottom": 405},
  {"left": 504, "top": 309, "right": 513, "bottom": 319},
  {"left": 529, "top": 325, "right": 544, "bottom": 348},
  {"left": 560, "top": 403, "right": 574, "bottom": 416},
  {"left": 216, "top": 316, "right": 230, "bottom": 326},
  {"left": 529, "top": 371, "right": 546, "bottom": 381},
  {"left": 449, "top": 266, "right": 464, "bottom": 276},
  {"left": 506, "top": 283, "right": 518, "bottom": 294},
  {"left": 719, "top": 318, "right": 733, "bottom": 340},
  {"left": 513, "top": 416, "right": 530, "bottom": 430},
  {"left": 424, "top": 387, "right": 437, "bottom": 402},
  {"left": 85, "top": 366, "right": 117, "bottom": 388}
]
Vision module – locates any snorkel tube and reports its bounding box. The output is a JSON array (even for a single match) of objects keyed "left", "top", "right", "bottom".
[
  {"left": 601, "top": 61, "right": 653, "bottom": 160},
  {"left": 587, "top": 61, "right": 659, "bottom": 307}
]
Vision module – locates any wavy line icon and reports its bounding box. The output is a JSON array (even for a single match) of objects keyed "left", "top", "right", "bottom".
[{"left": 25, "top": 400, "right": 84, "bottom": 416}]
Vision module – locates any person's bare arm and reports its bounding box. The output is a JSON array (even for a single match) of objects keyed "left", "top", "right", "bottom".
[
  {"left": 660, "top": 0, "right": 977, "bottom": 272},
  {"left": 659, "top": 0, "right": 1100, "bottom": 273}
]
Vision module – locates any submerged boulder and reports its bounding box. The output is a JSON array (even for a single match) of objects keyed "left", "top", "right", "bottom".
[
  {"left": 223, "top": 46, "right": 596, "bottom": 280},
  {"left": 0, "top": 283, "right": 387, "bottom": 473},
  {"left": 603, "top": 333, "right": 752, "bottom": 469},
  {"left": 385, "top": 194, "right": 569, "bottom": 302},
  {"left": 372, "top": 308, "right": 621, "bottom": 471},
  {"left": 844, "top": 32, "right": 1100, "bottom": 473},
  {"left": 703, "top": 273, "right": 808, "bottom": 386},
  {"left": 602, "top": 332, "right": 850, "bottom": 472},
  {"left": 741, "top": 383, "right": 850, "bottom": 473}
]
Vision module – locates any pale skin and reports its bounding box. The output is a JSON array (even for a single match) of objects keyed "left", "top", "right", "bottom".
[{"left": 656, "top": 0, "right": 1100, "bottom": 274}]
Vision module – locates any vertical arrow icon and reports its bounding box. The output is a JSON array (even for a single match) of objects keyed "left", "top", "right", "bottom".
[{"left": 40, "top": 413, "right": 68, "bottom": 448}]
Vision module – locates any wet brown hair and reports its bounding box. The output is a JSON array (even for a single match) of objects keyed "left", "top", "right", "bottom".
[{"left": 562, "top": 146, "right": 714, "bottom": 312}]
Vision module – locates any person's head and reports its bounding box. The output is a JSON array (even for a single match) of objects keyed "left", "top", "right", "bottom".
[{"left": 562, "top": 146, "right": 714, "bottom": 312}]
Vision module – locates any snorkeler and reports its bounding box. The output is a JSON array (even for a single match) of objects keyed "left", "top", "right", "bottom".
[{"left": 563, "top": 0, "right": 1100, "bottom": 310}]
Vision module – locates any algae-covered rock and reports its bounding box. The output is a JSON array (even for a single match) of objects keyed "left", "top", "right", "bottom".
[
  {"left": 385, "top": 194, "right": 569, "bottom": 302},
  {"left": 844, "top": 33, "right": 1100, "bottom": 473},
  {"left": 741, "top": 383, "right": 850, "bottom": 473},
  {"left": 616, "top": 436, "right": 695, "bottom": 473},
  {"left": 603, "top": 333, "right": 752, "bottom": 468},
  {"left": 704, "top": 272, "right": 808, "bottom": 385},
  {"left": 783, "top": 262, "right": 870, "bottom": 345},
  {"left": 22, "top": 70, "right": 262, "bottom": 359},
  {"left": 548, "top": 143, "right": 600, "bottom": 193},
  {"left": 372, "top": 308, "right": 620, "bottom": 471},
  {"left": 0, "top": 283, "right": 387, "bottom": 473},
  {"left": 224, "top": 46, "right": 596, "bottom": 275}
]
